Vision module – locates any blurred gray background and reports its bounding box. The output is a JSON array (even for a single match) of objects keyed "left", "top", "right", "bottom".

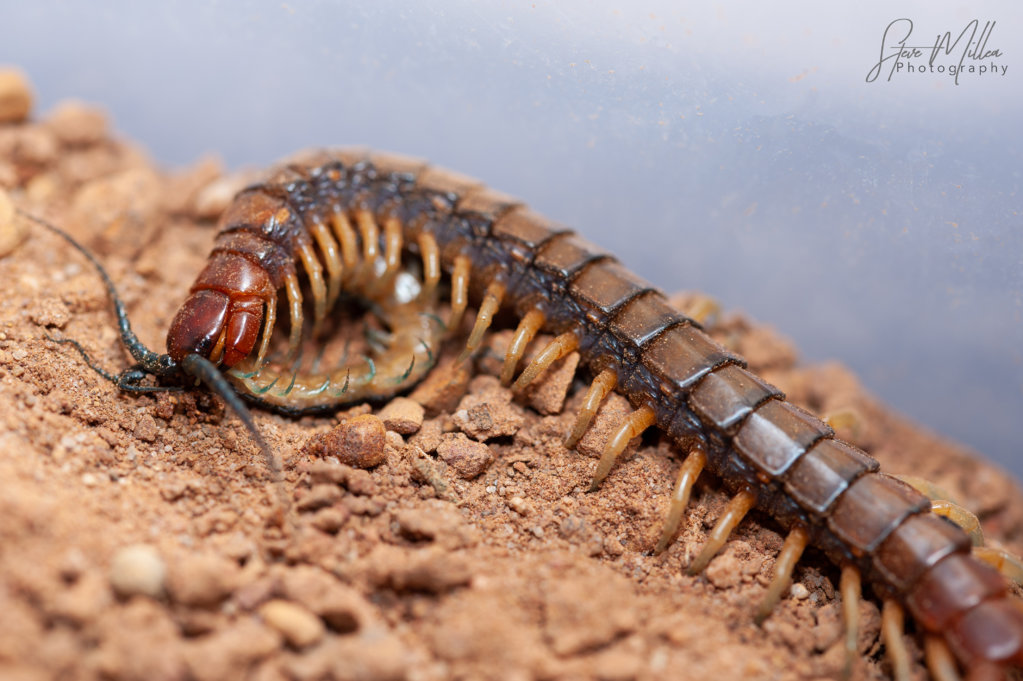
[{"left": 5, "top": 1, "right": 1021, "bottom": 477}]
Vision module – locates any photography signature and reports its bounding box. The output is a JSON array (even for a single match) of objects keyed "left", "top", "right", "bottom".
[{"left": 866, "top": 19, "right": 1005, "bottom": 85}]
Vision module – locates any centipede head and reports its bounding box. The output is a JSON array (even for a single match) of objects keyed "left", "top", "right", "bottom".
[{"left": 167, "top": 290, "right": 264, "bottom": 368}]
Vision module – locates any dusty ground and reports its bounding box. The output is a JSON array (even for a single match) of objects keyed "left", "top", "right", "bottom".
[{"left": 1, "top": 69, "right": 1022, "bottom": 681}]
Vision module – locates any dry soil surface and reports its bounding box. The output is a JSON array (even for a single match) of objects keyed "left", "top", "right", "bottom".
[{"left": 1, "top": 70, "right": 1021, "bottom": 681}]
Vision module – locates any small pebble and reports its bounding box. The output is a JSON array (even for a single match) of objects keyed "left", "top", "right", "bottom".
[
  {"left": 705, "top": 552, "right": 742, "bottom": 590},
  {"left": 408, "top": 357, "right": 471, "bottom": 414},
  {"left": 295, "top": 483, "right": 343, "bottom": 512},
  {"left": 0, "top": 67, "right": 33, "bottom": 123},
  {"left": 436, "top": 433, "right": 494, "bottom": 479},
  {"left": 344, "top": 468, "right": 377, "bottom": 496},
  {"left": 790, "top": 582, "right": 810, "bottom": 600},
  {"left": 310, "top": 506, "right": 350, "bottom": 534},
  {"left": 133, "top": 414, "right": 158, "bottom": 443},
  {"left": 167, "top": 553, "right": 238, "bottom": 608},
  {"left": 46, "top": 100, "right": 107, "bottom": 146},
  {"left": 259, "top": 599, "right": 325, "bottom": 649},
  {"left": 109, "top": 544, "right": 166, "bottom": 599},
  {"left": 318, "top": 414, "right": 387, "bottom": 468},
  {"left": 378, "top": 397, "right": 424, "bottom": 434},
  {"left": 507, "top": 496, "right": 533, "bottom": 517}
]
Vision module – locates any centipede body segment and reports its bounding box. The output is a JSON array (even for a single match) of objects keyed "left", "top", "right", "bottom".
[{"left": 40, "top": 148, "right": 1023, "bottom": 680}]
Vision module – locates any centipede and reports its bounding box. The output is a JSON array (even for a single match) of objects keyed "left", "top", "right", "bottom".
[{"left": 22, "top": 148, "right": 1023, "bottom": 681}]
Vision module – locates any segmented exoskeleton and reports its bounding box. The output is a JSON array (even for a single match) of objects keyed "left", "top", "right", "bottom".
[{"left": 31, "top": 149, "right": 1023, "bottom": 681}]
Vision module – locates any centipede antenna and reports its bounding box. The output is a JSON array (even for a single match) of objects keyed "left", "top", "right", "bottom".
[
  {"left": 24, "top": 210, "right": 178, "bottom": 378},
  {"left": 180, "top": 353, "right": 281, "bottom": 481},
  {"left": 45, "top": 334, "right": 120, "bottom": 383}
]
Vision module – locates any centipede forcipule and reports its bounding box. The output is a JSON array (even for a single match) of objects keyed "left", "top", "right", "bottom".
[{"left": 25, "top": 148, "right": 1023, "bottom": 681}]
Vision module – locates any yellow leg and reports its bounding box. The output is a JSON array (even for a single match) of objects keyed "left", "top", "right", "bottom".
[
  {"left": 754, "top": 525, "right": 809, "bottom": 624},
  {"left": 678, "top": 293, "right": 720, "bottom": 326},
  {"left": 283, "top": 271, "right": 304, "bottom": 363},
  {"left": 564, "top": 368, "right": 617, "bottom": 449},
  {"left": 931, "top": 499, "right": 985, "bottom": 547},
  {"left": 330, "top": 211, "right": 360, "bottom": 277},
  {"left": 354, "top": 210, "right": 379, "bottom": 285},
  {"left": 972, "top": 545, "right": 1023, "bottom": 585},
  {"left": 457, "top": 281, "right": 506, "bottom": 363},
  {"left": 500, "top": 309, "right": 545, "bottom": 386},
  {"left": 253, "top": 295, "right": 276, "bottom": 371},
  {"left": 589, "top": 405, "right": 657, "bottom": 491},
  {"left": 417, "top": 233, "right": 441, "bottom": 299},
  {"left": 653, "top": 446, "right": 707, "bottom": 555},
  {"left": 687, "top": 488, "right": 757, "bottom": 576},
  {"left": 881, "top": 599, "right": 911, "bottom": 681},
  {"left": 840, "top": 565, "right": 861, "bottom": 680},
  {"left": 309, "top": 221, "right": 343, "bottom": 311},
  {"left": 382, "top": 216, "right": 403, "bottom": 279},
  {"left": 449, "top": 255, "right": 471, "bottom": 331},
  {"left": 924, "top": 636, "right": 962, "bottom": 681},
  {"left": 510, "top": 331, "right": 579, "bottom": 393},
  {"left": 822, "top": 407, "right": 863, "bottom": 440},
  {"left": 296, "top": 240, "right": 327, "bottom": 335}
]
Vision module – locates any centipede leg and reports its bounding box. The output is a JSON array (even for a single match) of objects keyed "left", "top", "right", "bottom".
[
  {"left": 330, "top": 211, "right": 360, "bottom": 278},
  {"left": 382, "top": 217, "right": 402, "bottom": 278},
  {"left": 449, "top": 255, "right": 471, "bottom": 331},
  {"left": 930, "top": 499, "right": 985, "bottom": 546},
  {"left": 678, "top": 293, "right": 720, "bottom": 326},
  {"left": 417, "top": 233, "right": 441, "bottom": 300},
  {"left": 354, "top": 210, "right": 380, "bottom": 286},
  {"left": 972, "top": 546, "right": 1023, "bottom": 585},
  {"left": 653, "top": 445, "right": 707, "bottom": 555},
  {"left": 457, "top": 281, "right": 506, "bottom": 363},
  {"left": 564, "top": 368, "right": 617, "bottom": 449},
  {"left": 253, "top": 295, "right": 276, "bottom": 370},
  {"left": 924, "top": 636, "right": 962, "bottom": 681},
  {"left": 368, "top": 216, "right": 403, "bottom": 297},
  {"left": 881, "top": 599, "right": 911, "bottom": 681},
  {"left": 822, "top": 407, "right": 864, "bottom": 441},
  {"left": 283, "top": 271, "right": 304, "bottom": 363},
  {"left": 687, "top": 488, "right": 757, "bottom": 576},
  {"left": 510, "top": 331, "right": 580, "bottom": 393},
  {"left": 500, "top": 308, "right": 545, "bottom": 386},
  {"left": 754, "top": 525, "right": 809, "bottom": 625},
  {"left": 589, "top": 405, "right": 657, "bottom": 491},
  {"left": 296, "top": 240, "right": 327, "bottom": 335},
  {"left": 309, "top": 220, "right": 343, "bottom": 310},
  {"left": 840, "top": 564, "right": 862, "bottom": 680}
]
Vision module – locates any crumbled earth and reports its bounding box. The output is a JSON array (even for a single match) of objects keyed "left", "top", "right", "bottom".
[{"left": 1, "top": 72, "right": 1023, "bottom": 681}]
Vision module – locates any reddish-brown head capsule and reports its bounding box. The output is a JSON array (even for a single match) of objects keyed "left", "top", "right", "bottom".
[
  {"left": 167, "top": 289, "right": 230, "bottom": 362},
  {"left": 166, "top": 236, "right": 276, "bottom": 366},
  {"left": 167, "top": 292, "right": 265, "bottom": 368}
]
